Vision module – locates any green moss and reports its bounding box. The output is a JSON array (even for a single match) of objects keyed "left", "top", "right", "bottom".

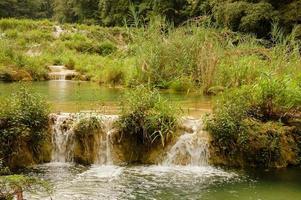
[
  {"left": 206, "top": 76, "right": 301, "bottom": 168},
  {"left": 112, "top": 86, "right": 180, "bottom": 164},
  {"left": 72, "top": 117, "right": 104, "bottom": 165}
]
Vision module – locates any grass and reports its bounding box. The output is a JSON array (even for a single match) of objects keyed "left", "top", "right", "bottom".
[
  {"left": 0, "top": 175, "right": 52, "bottom": 199},
  {"left": 116, "top": 86, "right": 179, "bottom": 147},
  {"left": 0, "top": 18, "right": 299, "bottom": 94},
  {"left": 205, "top": 75, "right": 301, "bottom": 167},
  {"left": 0, "top": 86, "right": 50, "bottom": 170}
]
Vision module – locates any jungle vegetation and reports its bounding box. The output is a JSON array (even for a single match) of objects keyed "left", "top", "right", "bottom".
[
  {"left": 0, "top": 0, "right": 300, "bottom": 38},
  {"left": 0, "top": 0, "right": 300, "bottom": 171}
]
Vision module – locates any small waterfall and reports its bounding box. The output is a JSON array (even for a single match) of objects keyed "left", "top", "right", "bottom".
[
  {"left": 50, "top": 113, "right": 209, "bottom": 166},
  {"left": 48, "top": 65, "right": 78, "bottom": 81},
  {"left": 51, "top": 113, "right": 75, "bottom": 162},
  {"left": 162, "top": 118, "right": 209, "bottom": 166},
  {"left": 95, "top": 115, "right": 118, "bottom": 165},
  {"left": 50, "top": 113, "right": 117, "bottom": 164}
]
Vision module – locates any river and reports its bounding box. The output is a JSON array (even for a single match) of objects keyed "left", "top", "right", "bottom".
[
  {"left": 0, "top": 81, "right": 211, "bottom": 116},
  {"left": 1, "top": 81, "right": 301, "bottom": 200}
]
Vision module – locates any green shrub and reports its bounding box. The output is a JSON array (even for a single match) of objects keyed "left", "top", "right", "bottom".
[
  {"left": 169, "top": 77, "right": 194, "bottom": 92},
  {"left": 205, "top": 75, "right": 301, "bottom": 167},
  {"left": 0, "top": 175, "right": 52, "bottom": 200},
  {"left": 0, "top": 86, "right": 50, "bottom": 169},
  {"left": 53, "top": 58, "right": 63, "bottom": 65},
  {"left": 100, "top": 64, "right": 126, "bottom": 86},
  {"left": 73, "top": 117, "right": 103, "bottom": 139},
  {"left": 65, "top": 58, "right": 75, "bottom": 70},
  {"left": 116, "top": 86, "right": 179, "bottom": 147},
  {"left": 95, "top": 41, "right": 117, "bottom": 56}
]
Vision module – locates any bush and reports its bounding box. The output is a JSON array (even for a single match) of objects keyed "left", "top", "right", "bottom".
[
  {"left": 116, "top": 86, "right": 179, "bottom": 147},
  {"left": 65, "top": 58, "right": 75, "bottom": 70},
  {"left": 205, "top": 75, "right": 301, "bottom": 167},
  {"left": 0, "top": 86, "right": 50, "bottom": 169},
  {"left": 0, "top": 175, "right": 52, "bottom": 200},
  {"left": 169, "top": 77, "right": 194, "bottom": 92},
  {"left": 73, "top": 117, "right": 103, "bottom": 140},
  {"left": 95, "top": 41, "right": 117, "bottom": 56},
  {"left": 100, "top": 63, "right": 126, "bottom": 86}
]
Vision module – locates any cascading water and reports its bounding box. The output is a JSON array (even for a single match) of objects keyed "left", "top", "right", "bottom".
[
  {"left": 50, "top": 113, "right": 209, "bottom": 167},
  {"left": 51, "top": 113, "right": 75, "bottom": 162},
  {"left": 48, "top": 65, "right": 78, "bottom": 80},
  {"left": 95, "top": 115, "right": 117, "bottom": 165},
  {"left": 27, "top": 114, "right": 241, "bottom": 200},
  {"left": 162, "top": 117, "right": 209, "bottom": 166},
  {"left": 50, "top": 113, "right": 117, "bottom": 165}
]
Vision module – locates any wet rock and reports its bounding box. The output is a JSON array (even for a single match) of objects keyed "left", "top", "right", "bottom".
[{"left": 0, "top": 68, "right": 32, "bottom": 82}]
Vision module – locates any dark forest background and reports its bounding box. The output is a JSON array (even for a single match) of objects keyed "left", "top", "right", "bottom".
[{"left": 0, "top": 0, "right": 300, "bottom": 38}]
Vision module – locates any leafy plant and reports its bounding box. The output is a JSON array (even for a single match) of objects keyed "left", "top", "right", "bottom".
[
  {"left": 205, "top": 75, "right": 301, "bottom": 167},
  {"left": 116, "top": 86, "right": 179, "bottom": 147},
  {"left": 73, "top": 117, "right": 103, "bottom": 139},
  {"left": 0, "top": 85, "right": 50, "bottom": 169},
  {"left": 0, "top": 175, "right": 52, "bottom": 200}
]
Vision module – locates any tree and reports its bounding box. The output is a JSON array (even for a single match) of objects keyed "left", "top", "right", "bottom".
[
  {"left": 52, "top": 0, "right": 77, "bottom": 22},
  {"left": 0, "top": 0, "right": 52, "bottom": 19},
  {"left": 99, "top": 0, "right": 130, "bottom": 26}
]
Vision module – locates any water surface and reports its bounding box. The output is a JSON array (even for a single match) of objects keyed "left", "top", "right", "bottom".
[
  {"left": 26, "top": 163, "right": 301, "bottom": 200},
  {"left": 0, "top": 81, "right": 211, "bottom": 116}
]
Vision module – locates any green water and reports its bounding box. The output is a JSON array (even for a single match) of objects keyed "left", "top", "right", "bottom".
[
  {"left": 26, "top": 164, "right": 301, "bottom": 200},
  {"left": 2, "top": 81, "right": 301, "bottom": 199},
  {"left": 0, "top": 81, "right": 211, "bottom": 116}
]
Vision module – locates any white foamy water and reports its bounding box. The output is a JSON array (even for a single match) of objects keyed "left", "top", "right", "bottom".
[
  {"left": 48, "top": 65, "right": 78, "bottom": 80},
  {"left": 50, "top": 113, "right": 118, "bottom": 164},
  {"left": 51, "top": 113, "right": 75, "bottom": 162},
  {"left": 50, "top": 113, "right": 210, "bottom": 167},
  {"left": 29, "top": 114, "right": 242, "bottom": 200},
  {"left": 26, "top": 163, "right": 240, "bottom": 200},
  {"left": 162, "top": 117, "right": 209, "bottom": 166}
]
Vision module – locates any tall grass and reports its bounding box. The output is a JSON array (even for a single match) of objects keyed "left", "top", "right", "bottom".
[
  {"left": 116, "top": 86, "right": 179, "bottom": 147},
  {"left": 0, "top": 18, "right": 300, "bottom": 94}
]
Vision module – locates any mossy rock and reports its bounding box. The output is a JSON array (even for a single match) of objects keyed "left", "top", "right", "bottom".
[
  {"left": 209, "top": 118, "right": 300, "bottom": 168},
  {"left": 8, "top": 132, "right": 52, "bottom": 170},
  {"left": 110, "top": 128, "right": 182, "bottom": 165},
  {"left": 36, "top": 133, "right": 53, "bottom": 163},
  {"left": 72, "top": 117, "right": 104, "bottom": 165},
  {"left": 0, "top": 68, "right": 32, "bottom": 82},
  {"left": 9, "top": 141, "right": 35, "bottom": 170},
  {"left": 73, "top": 131, "right": 103, "bottom": 165}
]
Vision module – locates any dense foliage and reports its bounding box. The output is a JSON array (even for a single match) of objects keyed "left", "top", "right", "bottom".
[
  {"left": 0, "top": 86, "right": 50, "bottom": 169},
  {"left": 116, "top": 86, "right": 179, "bottom": 147},
  {"left": 0, "top": 17, "right": 300, "bottom": 93},
  {"left": 205, "top": 76, "right": 301, "bottom": 167},
  {"left": 0, "top": 175, "right": 52, "bottom": 200},
  {"left": 0, "top": 0, "right": 300, "bottom": 37}
]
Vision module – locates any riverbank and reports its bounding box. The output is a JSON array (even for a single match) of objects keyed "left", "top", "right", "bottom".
[{"left": 0, "top": 18, "right": 300, "bottom": 94}]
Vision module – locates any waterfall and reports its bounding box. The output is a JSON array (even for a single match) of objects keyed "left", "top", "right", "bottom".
[
  {"left": 162, "top": 118, "right": 209, "bottom": 166},
  {"left": 48, "top": 65, "right": 78, "bottom": 80},
  {"left": 50, "top": 113, "right": 117, "bottom": 164},
  {"left": 95, "top": 115, "right": 117, "bottom": 165},
  {"left": 50, "top": 113, "right": 75, "bottom": 162},
  {"left": 50, "top": 113, "right": 209, "bottom": 167}
]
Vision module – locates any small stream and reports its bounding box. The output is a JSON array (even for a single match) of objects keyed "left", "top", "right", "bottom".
[
  {"left": 1, "top": 81, "right": 301, "bottom": 199},
  {"left": 27, "top": 112, "right": 301, "bottom": 200}
]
